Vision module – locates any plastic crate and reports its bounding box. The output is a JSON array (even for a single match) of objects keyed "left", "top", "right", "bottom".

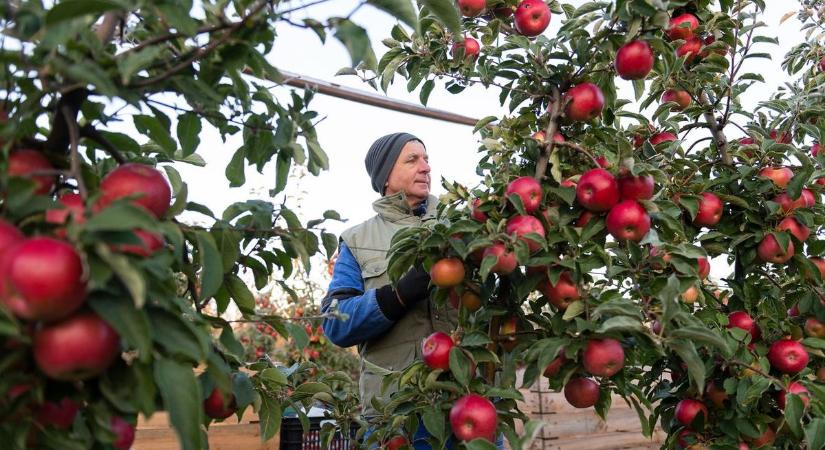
[{"left": 279, "top": 416, "right": 356, "bottom": 450}]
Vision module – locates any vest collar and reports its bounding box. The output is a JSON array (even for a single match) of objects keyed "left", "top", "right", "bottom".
[{"left": 373, "top": 192, "right": 437, "bottom": 222}]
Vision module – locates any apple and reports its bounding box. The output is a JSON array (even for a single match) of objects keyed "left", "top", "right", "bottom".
[
  {"left": 605, "top": 200, "right": 650, "bottom": 242},
  {"left": 757, "top": 234, "right": 794, "bottom": 264},
  {"left": 492, "top": 6, "right": 514, "bottom": 18},
  {"left": 112, "top": 229, "right": 165, "bottom": 257},
  {"left": 539, "top": 271, "right": 580, "bottom": 310},
  {"left": 470, "top": 198, "right": 487, "bottom": 222},
  {"left": 204, "top": 387, "right": 237, "bottom": 419},
  {"left": 595, "top": 155, "right": 610, "bottom": 168},
  {"left": 777, "top": 216, "right": 810, "bottom": 243},
  {"left": 700, "top": 35, "right": 729, "bottom": 57},
  {"left": 513, "top": 0, "right": 551, "bottom": 37},
  {"left": 457, "top": 0, "right": 485, "bottom": 17},
  {"left": 482, "top": 243, "right": 518, "bottom": 274},
  {"left": 697, "top": 257, "right": 710, "bottom": 279},
  {"left": 615, "top": 40, "right": 654, "bottom": 80},
  {"left": 8, "top": 149, "right": 56, "bottom": 195},
  {"left": 582, "top": 338, "right": 624, "bottom": 377},
  {"left": 33, "top": 311, "right": 120, "bottom": 381},
  {"left": 748, "top": 427, "right": 775, "bottom": 448},
  {"left": 704, "top": 381, "right": 728, "bottom": 409},
  {"left": 661, "top": 89, "right": 692, "bottom": 111},
  {"left": 45, "top": 193, "right": 86, "bottom": 228},
  {"left": 430, "top": 258, "right": 465, "bottom": 288},
  {"left": 758, "top": 167, "right": 793, "bottom": 188},
  {"left": 674, "top": 398, "right": 708, "bottom": 428},
  {"left": 387, "top": 436, "right": 409, "bottom": 450},
  {"left": 543, "top": 352, "right": 566, "bottom": 378},
  {"left": 98, "top": 163, "right": 172, "bottom": 218},
  {"left": 676, "top": 37, "right": 702, "bottom": 62},
  {"left": 667, "top": 13, "right": 699, "bottom": 40},
  {"left": 818, "top": 367, "right": 825, "bottom": 381},
  {"left": 452, "top": 37, "right": 480, "bottom": 59},
  {"left": 506, "top": 215, "right": 545, "bottom": 253},
  {"left": 813, "top": 142, "right": 822, "bottom": 156},
  {"left": 110, "top": 416, "right": 136, "bottom": 450},
  {"left": 560, "top": 178, "right": 577, "bottom": 188},
  {"left": 576, "top": 168, "right": 619, "bottom": 212},
  {"left": 693, "top": 192, "right": 723, "bottom": 227},
  {"left": 677, "top": 429, "right": 703, "bottom": 449},
  {"left": 773, "top": 189, "right": 815, "bottom": 213},
  {"left": 449, "top": 394, "right": 497, "bottom": 442},
  {"left": 727, "top": 311, "right": 761, "bottom": 341},
  {"left": 531, "top": 130, "right": 565, "bottom": 144},
  {"left": 575, "top": 210, "right": 596, "bottom": 227},
  {"left": 35, "top": 397, "right": 80, "bottom": 429},
  {"left": 805, "top": 317, "right": 825, "bottom": 338},
  {"left": 505, "top": 176, "right": 542, "bottom": 213},
  {"left": 767, "top": 339, "right": 809, "bottom": 374},
  {"left": 0, "top": 219, "right": 23, "bottom": 257},
  {"left": 649, "top": 131, "right": 677, "bottom": 145},
  {"left": 563, "top": 82, "right": 605, "bottom": 122},
  {"left": 777, "top": 381, "right": 810, "bottom": 410},
  {"left": 422, "top": 331, "right": 454, "bottom": 370},
  {"left": 498, "top": 315, "right": 519, "bottom": 352},
  {"left": 0, "top": 237, "right": 87, "bottom": 322},
  {"left": 808, "top": 257, "right": 825, "bottom": 279},
  {"left": 563, "top": 377, "right": 600, "bottom": 408},
  {"left": 681, "top": 285, "right": 699, "bottom": 304},
  {"left": 820, "top": 57, "right": 825, "bottom": 72},
  {"left": 769, "top": 130, "right": 792, "bottom": 144}
]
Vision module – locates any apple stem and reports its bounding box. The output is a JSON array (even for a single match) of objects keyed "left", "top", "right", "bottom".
[
  {"left": 697, "top": 91, "right": 731, "bottom": 165},
  {"left": 535, "top": 87, "right": 562, "bottom": 181},
  {"left": 62, "top": 106, "right": 87, "bottom": 200}
]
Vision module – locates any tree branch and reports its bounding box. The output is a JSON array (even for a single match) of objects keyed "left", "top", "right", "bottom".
[
  {"left": 698, "top": 91, "right": 731, "bottom": 165},
  {"left": 95, "top": 11, "right": 123, "bottom": 43},
  {"left": 62, "top": 106, "right": 87, "bottom": 199},
  {"left": 554, "top": 141, "right": 601, "bottom": 168},
  {"left": 79, "top": 124, "right": 126, "bottom": 164},
  {"left": 535, "top": 86, "right": 562, "bottom": 181}
]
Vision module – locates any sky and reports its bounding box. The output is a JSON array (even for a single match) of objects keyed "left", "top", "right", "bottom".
[{"left": 169, "top": 1, "right": 811, "bottom": 289}]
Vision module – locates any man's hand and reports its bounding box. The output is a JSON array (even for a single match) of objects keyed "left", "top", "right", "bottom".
[{"left": 375, "top": 265, "right": 431, "bottom": 321}]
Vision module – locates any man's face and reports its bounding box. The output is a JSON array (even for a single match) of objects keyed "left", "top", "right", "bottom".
[{"left": 384, "top": 140, "right": 430, "bottom": 204}]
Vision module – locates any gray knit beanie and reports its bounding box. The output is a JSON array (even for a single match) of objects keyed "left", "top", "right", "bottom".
[{"left": 364, "top": 132, "right": 423, "bottom": 194}]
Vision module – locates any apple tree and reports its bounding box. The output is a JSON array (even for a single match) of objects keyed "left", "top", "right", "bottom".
[
  {"left": 356, "top": 0, "right": 825, "bottom": 449},
  {"left": 0, "top": 1, "right": 416, "bottom": 449}
]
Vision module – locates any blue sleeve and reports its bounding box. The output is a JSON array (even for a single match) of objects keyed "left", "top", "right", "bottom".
[{"left": 321, "top": 242, "right": 394, "bottom": 348}]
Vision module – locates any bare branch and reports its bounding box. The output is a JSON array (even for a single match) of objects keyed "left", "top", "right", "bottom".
[
  {"left": 698, "top": 91, "right": 731, "bottom": 165},
  {"left": 535, "top": 86, "right": 562, "bottom": 181},
  {"left": 62, "top": 106, "right": 87, "bottom": 199}
]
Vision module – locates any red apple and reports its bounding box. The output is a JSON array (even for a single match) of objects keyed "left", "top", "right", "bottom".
[
  {"left": 204, "top": 387, "right": 237, "bottom": 419},
  {"left": 674, "top": 398, "right": 708, "bottom": 428},
  {"left": 564, "top": 377, "right": 600, "bottom": 408},
  {"left": 539, "top": 271, "right": 580, "bottom": 310},
  {"left": 767, "top": 339, "right": 809, "bottom": 374},
  {"left": 0, "top": 219, "right": 23, "bottom": 257},
  {"left": 820, "top": 57, "right": 825, "bottom": 72},
  {"left": 748, "top": 427, "right": 775, "bottom": 448},
  {"left": 774, "top": 189, "right": 815, "bottom": 213},
  {"left": 615, "top": 40, "right": 655, "bottom": 80},
  {"left": 693, "top": 192, "right": 723, "bottom": 227},
  {"left": 605, "top": 200, "right": 650, "bottom": 242},
  {"left": 387, "top": 436, "right": 409, "bottom": 450},
  {"left": 457, "top": 0, "right": 485, "bottom": 17},
  {"left": 697, "top": 257, "right": 710, "bottom": 279},
  {"left": 661, "top": 89, "right": 692, "bottom": 111},
  {"left": 667, "top": 13, "right": 699, "bottom": 40},
  {"left": 492, "top": 6, "right": 514, "bottom": 18},
  {"left": 805, "top": 317, "right": 825, "bottom": 338},
  {"left": 422, "top": 331, "right": 454, "bottom": 371},
  {"left": 595, "top": 155, "right": 610, "bottom": 168},
  {"left": 532, "top": 130, "right": 565, "bottom": 144},
  {"left": 575, "top": 210, "right": 596, "bottom": 227},
  {"left": 727, "top": 311, "right": 761, "bottom": 340},
  {"left": 757, "top": 234, "right": 794, "bottom": 264},
  {"left": 111, "top": 229, "right": 165, "bottom": 257},
  {"left": 483, "top": 243, "right": 518, "bottom": 274},
  {"left": 543, "top": 352, "right": 566, "bottom": 378},
  {"left": 505, "top": 176, "right": 542, "bottom": 213},
  {"left": 650, "top": 132, "right": 678, "bottom": 145},
  {"left": 759, "top": 167, "right": 793, "bottom": 188},
  {"left": 513, "top": 0, "right": 551, "bottom": 37},
  {"left": 0, "top": 237, "right": 87, "bottom": 322},
  {"left": 705, "top": 381, "right": 728, "bottom": 409},
  {"left": 576, "top": 168, "right": 619, "bottom": 212},
  {"left": 676, "top": 37, "right": 702, "bottom": 62},
  {"left": 45, "top": 193, "right": 86, "bottom": 227},
  {"left": 560, "top": 178, "right": 577, "bottom": 188},
  {"left": 430, "top": 258, "right": 465, "bottom": 288},
  {"left": 700, "top": 35, "right": 729, "bottom": 57},
  {"left": 777, "top": 216, "right": 810, "bottom": 243},
  {"left": 35, "top": 397, "right": 80, "bottom": 429},
  {"left": 681, "top": 285, "right": 700, "bottom": 304},
  {"left": 777, "top": 381, "right": 809, "bottom": 410},
  {"left": 564, "top": 83, "right": 605, "bottom": 122},
  {"left": 770, "top": 130, "right": 792, "bottom": 144},
  {"left": 110, "top": 416, "right": 136, "bottom": 450},
  {"left": 582, "top": 338, "right": 625, "bottom": 377},
  {"left": 452, "top": 37, "right": 480, "bottom": 59},
  {"left": 33, "top": 311, "right": 120, "bottom": 381},
  {"left": 470, "top": 198, "right": 487, "bottom": 222},
  {"left": 8, "top": 149, "right": 56, "bottom": 195},
  {"left": 809, "top": 257, "right": 825, "bottom": 279},
  {"left": 506, "top": 215, "right": 545, "bottom": 253},
  {"left": 98, "top": 163, "right": 172, "bottom": 218},
  {"left": 449, "top": 394, "right": 497, "bottom": 442}
]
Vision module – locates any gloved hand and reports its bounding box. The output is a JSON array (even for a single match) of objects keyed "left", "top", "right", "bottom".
[{"left": 375, "top": 265, "right": 431, "bottom": 321}]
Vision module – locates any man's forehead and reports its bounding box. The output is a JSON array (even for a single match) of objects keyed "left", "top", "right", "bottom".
[{"left": 400, "top": 141, "right": 427, "bottom": 156}]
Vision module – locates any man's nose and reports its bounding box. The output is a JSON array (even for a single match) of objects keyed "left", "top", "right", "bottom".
[{"left": 419, "top": 159, "right": 431, "bottom": 173}]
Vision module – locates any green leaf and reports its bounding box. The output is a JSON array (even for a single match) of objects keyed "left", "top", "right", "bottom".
[
  {"left": 195, "top": 231, "right": 224, "bottom": 300},
  {"left": 422, "top": 408, "right": 446, "bottom": 441},
  {"left": 154, "top": 358, "right": 205, "bottom": 450},
  {"left": 260, "top": 368, "right": 288, "bottom": 386},
  {"left": 292, "top": 382, "right": 332, "bottom": 400},
  {"left": 562, "top": 300, "right": 585, "bottom": 321},
  {"left": 420, "top": 0, "right": 461, "bottom": 35},
  {"left": 93, "top": 243, "right": 147, "bottom": 308},
  {"left": 785, "top": 393, "right": 804, "bottom": 437},
  {"left": 420, "top": 79, "right": 435, "bottom": 106},
  {"left": 285, "top": 321, "right": 310, "bottom": 350},
  {"left": 805, "top": 418, "right": 825, "bottom": 450},
  {"left": 596, "top": 316, "right": 647, "bottom": 334},
  {"left": 465, "top": 439, "right": 499, "bottom": 450},
  {"left": 45, "top": 0, "right": 125, "bottom": 25},
  {"left": 134, "top": 115, "right": 177, "bottom": 154},
  {"left": 367, "top": 0, "right": 419, "bottom": 33},
  {"left": 89, "top": 294, "right": 152, "bottom": 362},
  {"left": 84, "top": 202, "right": 158, "bottom": 232},
  {"left": 219, "top": 324, "right": 245, "bottom": 361},
  {"left": 668, "top": 340, "right": 706, "bottom": 394},
  {"left": 118, "top": 47, "right": 164, "bottom": 85},
  {"left": 334, "top": 20, "right": 377, "bottom": 70},
  {"left": 449, "top": 347, "right": 472, "bottom": 387},
  {"left": 149, "top": 309, "right": 207, "bottom": 362},
  {"left": 259, "top": 395, "right": 282, "bottom": 442},
  {"left": 669, "top": 326, "right": 732, "bottom": 357},
  {"left": 225, "top": 274, "right": 255, "bottom": 314},
  {"left": 177, "top": 112, "right": 201, "bottom": 157}
]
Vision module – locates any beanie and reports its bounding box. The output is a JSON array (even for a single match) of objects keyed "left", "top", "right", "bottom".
[{"left": 364, "top": 132, "right": 423, "bottom": 194}]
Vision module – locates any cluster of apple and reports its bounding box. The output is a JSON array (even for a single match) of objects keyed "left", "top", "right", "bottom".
[{"left": 450, "top": 0, "right": 552, "bottom": 60}]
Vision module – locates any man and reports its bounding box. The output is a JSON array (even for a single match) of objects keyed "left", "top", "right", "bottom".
[{"left": 321, "top": 132, "right": 459, "bottom": 448}]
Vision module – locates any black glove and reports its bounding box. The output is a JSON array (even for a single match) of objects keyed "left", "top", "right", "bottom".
[{"left": 375, "top": 266, "right": 431, "bottom": 321}]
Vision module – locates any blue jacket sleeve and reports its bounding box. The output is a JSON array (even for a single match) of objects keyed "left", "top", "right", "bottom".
[{"left": 321, "top": 242, "right": 394, "bottom": 348}]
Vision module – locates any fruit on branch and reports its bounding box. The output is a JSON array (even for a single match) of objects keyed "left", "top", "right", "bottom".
[
  {"left": 776, "top": 381, "right": 809, "bottom": 410},
  {"left": 773, "top": 189, "right": 815, "bottom": 213},
  {"left": 808, "top": 257, "right": 825, "bottom": 279},
  {"left": 813, "top": 142, "right": 821, "bottom": 156},
  {"left": 605, "top": 200, "right": 650, "bottom": 242},
  {"left": 805, "top": 317, "right": 825, "bottom": 338},
  {"left": 757, "top": 234, "right": 794, "bottom": 264},
  {"left": 681, "top": 285, "right": 699, "bottom": 304},
  {"left": 430, "top": 258, "right": 465, "bottom": 288},
  {"left": 576, "top": 168, "right": 619, "bottom": 212},
  {"left": 727, "top": 311, "right": 761, "bottom": 340},
  {"left": 387, "top": 436, "right": 409, "bottom": 450},
  {"left": 820, "top": 57, "right": 825, "bottom": 72},
  {"left": 776, "top": 216, "right": 809, "bottom": 243},
  {"left": 539, "top": 271, "right": 580, "bottom": 310},
  {"left": 492, "top": 6, "right": 514, "bottom": 18},
  {"left": 204, "top": 387, "right": 237, "bottom": 420},
  {"left": 676, "top": 37, "right": 702, "bottom": 62},
  {"left": 704, "top": 381, "right": 728, "bottom": 409},
  {"left": 543, "top": 352, "right": 566, "bottom": 377},
  {"left": 470, "top": 198, "right": 487, "bottom": 222},
  {"left": 693, "top": 192, "right": 723, "bottom": 227},
  {"left": 449, "top": 394, "right": 497, "bottom": 442},
  {"left": 505, "top": 176, "right": 542, "bottom": 213},
  {"left": 697, "top": 257, "right": 710, "bottom": 279},
  {"left": 661, "top": 89, "right": 692, "bottom": 111},
  {"left": 767, "top": 339, "right": 809, "bottom": 374},
  {"left": 575, "top": 210, "right": 596, "bottom": 227},
  {"left": 422, "top": 331, "right": 454, "bottom": 371},
  {"left": 34, "top": 397, "right": 80, "bottom": 429},
  {"left": 0, "top": 219, "right": 23, "bottom": 256},
  {"left": 111, "top": 229, "right": 165, "bottom": 257},
  {"left": 513, "top": 0, "right": 551, "bottom": 37},
  {"left": 747, "top": 427, "right": 775, "bottom": 448},
  {"left": 0, "top": 237, "right": 87, "bottom": 322},
  {"left": 615, "top": 40, "right": 655, "bottom": 80},
  {"left": 33, "top": 311, "right": 120, "bottom": 381},
  {"left": 563, "top": 377, "right": 600, "bottom": 408},
  {"left": 482, "top": 243, "right": 517, "bottom": 274},
  {"left": 451, "top": 37, "right": 480, "bottom": 59},
  {"left": 532, "top": 130, "right": 566, "bottom": 144},
  {"left": 769, "top": 130, "right": 792, "bottom": 144},
  {"left": 674, "top": 398, "right": 709, "bottom": 428},
  {"left": 457, "top": 0, "right": 485, "bottom": 17},
  {"left": 758, "top": 167, "right": 793, "bottom": 188},
  {"left": 700, "top": 36, "right": 729, "bottom": 57},
  {"left": 649, "top": 131, "right": 677, "bottom": 145},
  {"left": 563, "top": 83, "right": 605, "bottom": 122},
  {"left": 98, "top": 163, "right": 172, "bottom": 218},
  {"left": 582, "top": 338, "right": 625, "bottom": 377},
  {"left": 8, "top": 149, "right": 56, "bottom": 195},
  {"left": 110, "top": 416, "right": 136, "bottom": 450},
  {"left": 506, "top": 215, "right": 545, "bottom": 253},
  {"left": 45, "top": 193, "right": 86, "bottom": 230},
  {"left": 499, "top": 315, "right": 519, "bottom": 352},
  {"left": 667, "top": 13, "right": 699, "bottom": 40}
]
